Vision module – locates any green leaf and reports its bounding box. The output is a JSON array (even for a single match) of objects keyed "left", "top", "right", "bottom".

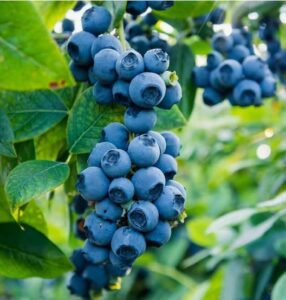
[
  {"left": 0, "top": 90, "right": 67, "bottom": 142},
  {"left": 258, "top": 191, "right": 286, "bottom": 210},
  {"left": 155, "top": 105, "right": 186, "bottom": 131},
  {"left": 35, "top": 119, "right": 67, "bottom": 161},
  {"left": 154, "top": 1, "right": 215, "bottom": 20},
  {"left": 56, "top": 86, "right": 80, "bottom": 110},
  {"left": 207, "top": 208, "right": 257, "bottom": 233},
  {"left": 230, "top": 209, "right": 286, "bottom": 250},
  {"left": 0, "top": 1, "right": 74, "bottom": 91},
  {"left": 19, "top": 200, "right": 48, "bottom": 235},
  {"left": 272, "top": 272, "right": 286, "bottom": 300},
  {"left": 34, "top": 1, "right": 76, "bottom": 30},
  {"left": 104, "top": 1, "right": 127, "bottom": 28},
  {"left": 0, "top": 187, "right": 14, "bottom": 222},
  {"left": 0, "top": 109, "right": 16, "bottom": 158},
  {"left": 187, "top": 217, "right": 217, "bottom": 247},
  {"left": 0, "top": 222, "right": 72, "bottom": 278},
  {"left": 170, "top": 43, "right": 196, "bottom": 118},
  {"left": 67, "top": 87, "right": 123, "bottom": 154},
  {"left": 5, "top": 160, "right": 70, "bottom": 209}
]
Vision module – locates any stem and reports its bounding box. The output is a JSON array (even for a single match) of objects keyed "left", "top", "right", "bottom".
[
  {"left": 118, "top": 21, "right": 127, "bottom": 51},
  {"left": 65, "top": 154, "right": 72, "bottom": 164}
]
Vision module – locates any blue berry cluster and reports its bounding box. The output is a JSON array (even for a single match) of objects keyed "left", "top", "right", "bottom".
[
  {"left": 192, "top": 29, "right": 276, "bottom": 107},
  {"left": 66, "top": 3, "right": 186, "bottom": 298},
  {"left": 68, "top": 128, "right": 186, "bottom": 298},
  {"left": 259, "top": 17, "right": 286, "bottom": 84}
]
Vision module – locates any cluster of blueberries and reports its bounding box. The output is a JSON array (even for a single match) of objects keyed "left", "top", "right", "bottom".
[
  {"left": 66, "top": 3, "right": 186, "bottom": 299},
  {"left": 259, "top": 17, "right": 286, "bottom": 84},
  {"left": 126, "top": 0, "right": 174, "bottom": 16},
  {"left": 192, "top": 29, "right": 276, "bottom": 107},
  {"left": 67, "top": 5, "right": 181, "bottom": 110},
  {"left": 68, "top": 127, "right": 186, "bottom": 298}
]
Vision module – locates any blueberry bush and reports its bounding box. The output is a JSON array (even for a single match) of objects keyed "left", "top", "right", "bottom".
[{"left": 1, "top": 1, "right": 286, "bottom": 300}]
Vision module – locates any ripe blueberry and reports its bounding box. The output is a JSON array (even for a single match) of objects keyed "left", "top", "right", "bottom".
[
  {"left": 102, "top": 122, "right": 129, "bottom": 150},
  {"left": 88, "top": 142, "right": 116, "bottom": 167},
  {"left": 95, "top": 198, "right": 123, "bottom": 221},
  {"left": 144, "top": 48, "right": 170, "bottom": 74},
  {"left": 145, "top": 220, "right": 171, "bottom": 247},
  {"left": 161, "top": 131, "right": 181, "bottom": 157},
  {"left": 109, "top": 177, "right": 135, "bottom": 204}
]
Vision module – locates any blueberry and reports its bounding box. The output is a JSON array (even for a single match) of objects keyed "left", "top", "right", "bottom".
[
  {"left": 209, "top": 8, "right": 225, "bottom": 24},
  {"left": 74, "top": 217, "right": 86, "bottom": 240},
  {"left": 128, "top": 134, "right": 160, "bottom": 167},
  {"left": 142, "top": 13, "right": 158, "bottom": 26},
  {"left": 112, "top": 80, "right": 132, "bottom": 106},
  {"left": 67, "top": 273, "right": 90, "bottom": 297},
  {"left": 148, "top": 1, "right": 174, "bottom": 10},
  {"left": 116, "top": 49, "right": 144, "bottom": 81},
  {"left": 260, "top": 76, "right": 276, "bottom": 97},
  {"left": 207, "top": 51, "right": 223, "bottom": 70},
  {"left": 84, "top": 213, "right": 117, "bottom": 246},
  {"left": 203, "top": 87, "right": 225, "bottom": 106},
  {"left": 128, "top": 201, "right": 159, "bottom": 232},
  {"left": 82, "top": 265, "right": 109, "bottom": 289},
  {"left": 127, "top": 1, "right": 148, "bottom": 16},
  {"left": 125, "top": 22, "right": 143, "bottom": 40},
  {"left": 154, "top": 154, "right": 177, "bottom": 180},
  {"left": 95, "top": 198, "right": 123, "bottom": 221},
  {"left": 102, "top": 122, "right": 129, "bottom": 150},
  {"left": 109, "top": 178, "right": 135, "bottom": 204},
  {"left": 71, "top": 249, "right": 87, "bottom": 273},
  {"left": 88, "top": 142, "right": 116, "bottom": 167},
  {"left": 76, "top": 167, "right": 110, "bottom": 201},
  {"left": 107, "top": 263, "right": 131, "bottom": 277},
  {"left": 157, "top": 82, "right": 182, "bottom": 109},
  {"left": 88, "top": 67, "right": 97, "bottom": 84},
  {"left": 228, "top": 45, "right": 250, "bottom": 63},
  {"left": 242, "top": 56, "right": 266, "bottom": 81},
  {"left": 92, "top": 81, "right": 114, "bottom": 105},
  {"left": 212, "top": 32, "right": 234, "bottom": 53},
  {"left": 81, "top": 240, "right": 109, "bottom": 264},
  {"left": 231, "top": 29, "right": 247, "bottom": 46},
  {"left": 109, "top": 251, "right": 134, "bottom": 267},
  {"left": 154, "top": 185, "right": 185, "bottom": 220},
  {"left": 232, "top": 79, "right": 262, "bottom": 107},
  {"left": 215, "top": 59, "right": 242, "bottom": 88},
  {"left": 124, "top": 106, "right": 157, "bottom": 134},
  {"left": 145, "top": 220, "right": 171, "bottom": 247},
  {"left": 132, "top": 167, "right": 165, "bottom": 201},
  {"left": 93, "top": 49, "right": 120, "bottom": 84},
  {"left": 111, "top": 226, "right": 146, "bottom": 261},
  {"left": 73, "top": 1, "right": 85, "bottom": 11},
  {"left": 71, "top": 194, "right": 88, "bottom": 215},
  {"left": 130, "top": 35, "right": 150, "bottom": 56},
  {"left": 101, "top": 149, "right": 131, "bottom": 178},
  {"left": 69, "top": 62, "right": 89, "bottom": 82},
  {"left": 161, "top": 131, "right": 181, "bottom": 157},
  {"left": 129, "top": 72, "right": 166, "bottom": 108},
  {"left": 166, "top": 179, "right": 187, "bottom": 198},
  {"left": 67, "top": 32, "right": 95, "bottom": 66},
  {"left": 144, "top": 48, "right": 169, "bottom": 74},
  {"left": 91, "top": 34, "right": 123, "bottom": 57},
  {"left": 148, "top": 131, "right": 166, "bottom": 154},
  {"left": 149, "top": 36, "right": 170, "bottom": 53},
  {"left": 62, "top": 18, "right": 74, "bottom": 33},
  {"left": 267, "top": 39, "right": 281, "bottom": 55},
  {"left": 81, "top": 6, "right": 111, "bottom": 36},
  {"left": 192, "top": 67, "right": 210, "bottom": 88}
]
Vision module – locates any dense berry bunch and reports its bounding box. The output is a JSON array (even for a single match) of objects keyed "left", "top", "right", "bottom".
[
  {"left": 68, "top": 126, "right": 186, "bottom": 298},
  {"left": 192, "top": 28, "right": 276, "bottom": 107},
  {"left": 66, "top": 3, "right": 186, "bottom": 298},
  {"left": 259, "top": 17, "right": 286, "bottom": 84}
]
